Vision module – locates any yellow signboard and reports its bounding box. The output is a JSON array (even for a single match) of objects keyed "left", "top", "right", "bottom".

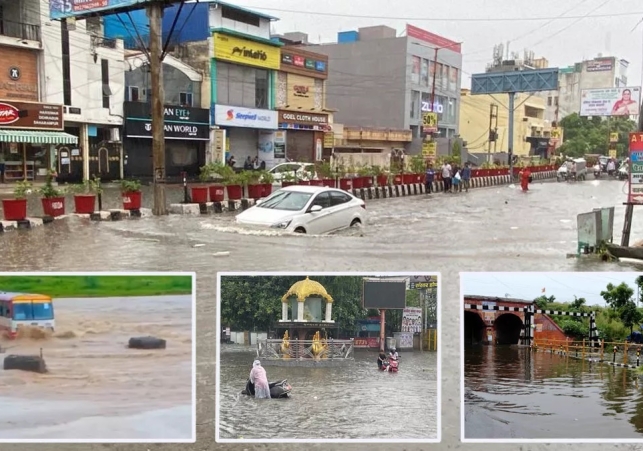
[
  {"left": 422, "top": 141, "right": 437, "bottom": 157},
  {"left": 551, "top": 127, "right": 561, "bottom": 139},
  {"left": 609, "top": 149, "right": 617, "bottom": 158},
  {"left": 610, "top": 132, "right": 619, "bottom": 143},
  {"left": 286, "top": 73, "right": 318, "bottom": 110},
  {"left": 213, "top": 33, "right": 280, "bottom": 70},
  {"left": 323, "top": 132, "right": 334, "bottom": 148},
  {"left": 422, "top": 112, "right": 437, "bottom": 131}
]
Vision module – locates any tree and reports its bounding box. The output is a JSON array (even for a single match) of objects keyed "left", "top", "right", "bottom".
[
  {"left": 558, "top": 113, "right": 636, "bottom": 158},
  {"left": 601, "top": 282, "right": 641, "bottom": 335},
  {"left": 533, "top": 295, "right": 555, "bottom": 310},
  {"left": 620, "top": 301, "right": 643, "bottom": 335}
]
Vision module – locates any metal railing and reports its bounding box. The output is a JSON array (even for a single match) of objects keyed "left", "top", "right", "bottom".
[
  {"left": 0, "top": 18, "right": 41, "bottom": 42},
  {"left": 257, "top": 339, "right": 354, "bottom": 361},
  {"left": 534, "top": 338, "right": 643, "bottom": 367}
]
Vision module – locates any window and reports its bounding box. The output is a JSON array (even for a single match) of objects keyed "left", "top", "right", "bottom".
[
  {"left": 421, "top": 59, "right": 429, "bottom": 86},
  {"left": 411, "top": 90, "right": 420, "bottom": 119},
  {"left": 221, "top": 5, "right": 260, "bottom": 27},
  {"left": 0, "top": 5, "right": 4, "bottom": 35},
  {"left": 101, "top": 59, "right": 110, "bottom": 108},
  {"left": 411, "top": 56, "right": 420, "bottom": 84},
  {"left": 547, "top": 96, "right": 552, "bottom": 106},
  {"left": 435, "top": 63, "right": 443, "bottom": 89},
  {"left": 554, "top": 96, "right": 559, "bottom": 106},
  {"left": 258, "top": 190, "right": 313, "bottom": 211},
  {"left": 311, "top": 192, "right": 331, "bottom": 209},
  {"left": 179, "top": 92, "right": 193, "bottom": 107},
  {"left": 255, "top": 69, "right": 269, "bottom": 109},
  {"left": 128, "top": 86, "right": 140, "bottom": 102},
  {"left": 329, "top": 191, "right": 351, "bottom": 206},
  {"left": 447, "top": 98, "right": 456, "bottom": 123}
]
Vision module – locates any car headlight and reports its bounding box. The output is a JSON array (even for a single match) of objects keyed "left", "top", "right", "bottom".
[{"left": 271, "top": 220, "right": 292, "bottom": 229}]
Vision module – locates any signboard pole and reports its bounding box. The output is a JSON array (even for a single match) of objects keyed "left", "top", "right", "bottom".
[
  {"left": 508, "top": 92, "right": 515, "bottom": 179},
  {"left": 379, "top": 309, "right": 386, "bottom": 352},
  {"left": 147, "top": 2, "right": 167, "bottom": 215}
]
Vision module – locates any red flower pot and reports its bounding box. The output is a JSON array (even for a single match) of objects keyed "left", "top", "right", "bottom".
[
  {"left": 73, "top": 195, "right": 96, "bottom": 214},
  {"left": 352, "top": 177, "right": 364, "bottom": 189},
  {"left": 209, "top": 185, "right": 225, "bottom": 202},
  {"left": 322, "top": 178, "right": 336, "bottom": 188},
  {"left": 339, "top": 178, "right": 353, "bottom": 190},
  {"left": 297, "top": 180, "right": 311, "bottom": 185},
  {"left": 2, "top": 198, "right": 27, "bottom": 221},
  {"left": 226, "top": 184, "right": 243, "bottom": 200},
  {"left": 191, "top": 186, "right": 208, "bottom": 203},
  {"left": 41, "top": 197, "right": 65, "bottom": 217},
  {"left": 393, "top": 175, "right": 403, "bottom": 185},
  {"left": 471, "top": 169, "right": 479, "bottom": 178},
  {"left": 247, "top": 183, "right": 264, "bottom": 199},
  {"left": 262, "top": 183, "right": 273, "bottom": 197},
  {"left": 403, "top": 174, "right": 415, "bottom": 185},
  {"left": 282, "top": 181, "right": 296, "bottom": 187},
  {"left": 362, "top": 176, "right": 374, "bottom": 188},
  {"left": 122, "top": 191, "right": 142, "bottom": 210},
  {"left": 376, "top": 175, "right": 388, "bottom": 186},
  {"left": 309, "top": 179, "right": 324, "bottom": 186}
]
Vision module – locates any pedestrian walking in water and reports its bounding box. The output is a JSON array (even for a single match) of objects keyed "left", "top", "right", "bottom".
[
  {"left": 452, "top": 169, "right": 461, "bottom": 192},
  {"left": 461, "top": 163, "right": 471, "bottom": 192},
  {"left": 425, "top": 164, "right": 435, "bottom": 194},
  {"left": 441, "top": 162, "right": 452, "bottom": 193},
  {"left": 249, "top": 360, "right": 271, "bottom": 399}
]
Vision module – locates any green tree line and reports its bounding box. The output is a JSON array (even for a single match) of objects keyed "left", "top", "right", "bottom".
[
  {"left": 220, "top": 276, "right": 421, "bottom": 333},
  {"left": 558, "top": 113, "right": 636, "bottom": 158},
  {"left": 535, "top": 277, "right": 643, "bottom": 342}
]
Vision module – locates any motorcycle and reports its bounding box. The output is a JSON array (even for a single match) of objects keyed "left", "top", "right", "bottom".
[
  {"left": 380, "top": 357, "right": 399, "bottom": 373},
  {"left": 242, "top": 379, "right": 292, "bottom": 398}
]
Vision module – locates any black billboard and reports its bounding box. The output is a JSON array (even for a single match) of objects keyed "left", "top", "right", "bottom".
[
  {"left": 362, "top": 279, "right": 406, "bottom": 309},
  {"left": 123, "top": 101, "right": 209, "bottom": 141}
]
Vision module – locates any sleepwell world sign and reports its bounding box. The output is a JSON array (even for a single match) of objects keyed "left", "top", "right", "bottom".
[
  {"left": 213, "top": 105, "right": 278, "bottom": 130},
  {"left": 123, "top": 102, "right": 209, "bottom": 141},
  {"left": 49, "top": 0, "right": 173, "bottom": 20}
]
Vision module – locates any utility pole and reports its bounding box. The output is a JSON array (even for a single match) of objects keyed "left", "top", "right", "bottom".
[
  {"left": 487, "top": 104, "right": 498, "bottom": 163},
  {"left": 147, "top": 2, "right": 167, "bottom": 215},
  {"left": 508, "top": 92, "right": 516, "bottom": 178}
]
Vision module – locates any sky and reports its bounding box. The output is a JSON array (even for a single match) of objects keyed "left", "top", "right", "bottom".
[
  {"left": 234, "top": 0, "right": 643, "bottom": 89},
  {"left": 461, "top": 272, "right": 643, "bottom": 307}
]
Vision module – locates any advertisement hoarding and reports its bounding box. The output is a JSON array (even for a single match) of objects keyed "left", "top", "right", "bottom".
[
  {"left": 123, "top": 102, "right": 209, "bottom": 140},
  {"left": 586, "top": 59, "right": 613, "bottom": 72},
  {"left": 49, "top": 0, "right": 163, "bottom": 20},
  {"left": 402, "top": 307, "right": 422, "bottom": 333},
  {"left": 353, "top": 337, "right": 380, "bottom": 348},
  {"left": 629, "top": 132, "right": 643, "bottom": 203},
  {"left": 0, "top": 101, "right": 63, "bottom": 130},
  {"left": 212, "top": 33, "right": 280, "bottom": 70},
  {"left": 580, "top": 86, "right": 641, "bottom": 117},
  {"left": 362, "top": 279, "right": 407, "bottom": 309},
  {"left": 213, "top": 105, "right": 278, "bottom": 130}
]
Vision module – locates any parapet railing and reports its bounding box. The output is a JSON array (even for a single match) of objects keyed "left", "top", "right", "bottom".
[
  {"left": 256, "top": 339, "right": 354, "bottom": 360},
  {"left": 534, "top": 338, "right": 643, "bottom": 366}
]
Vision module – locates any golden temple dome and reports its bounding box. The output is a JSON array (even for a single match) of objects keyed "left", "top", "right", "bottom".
[{"left": 281, "top": 277, "right": 334, "bottom": 303}]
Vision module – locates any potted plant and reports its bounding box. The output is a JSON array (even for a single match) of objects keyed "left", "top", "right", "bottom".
[
  {"left": 203, "top": 163, "right": 230, "bottom": 203},
  {"left": 317, "top": 161, "right": 335, "bottom": 187},
  {"left": 409, "top": 155, "right": 425, "bottom": 184},
  {"left": 245, "top": 170, "right": 264, "bottom": 199},
  {"left": 120, "top": 179, "right": 142, "bottom": 210},
  {"left": 355, "top": 164, "right": 373, "bottom": 189},
  {"left": 192, "top": 165, "right": 212, "bottom": 203},
  {"left": 2, "top": 180, "right": 32, "bottom": 221},
  {"left": 259, "top": 170, "right": 274, "bottom": 197},
  {"left": 70, "top": 176, "right": 101, "bottom": 214},
  {"left": 223, "top": 170, "right": 244, "bottom": 201},
  {"left": 281, "top": 172, "right": 296, "bottom": 188},
  {"left": 391, "top": 161, "right": 404, "bottom": 185},
  {"left": 372, "top": 165, "right": 388, "bottom": 187},
  {"left": 338, "top": 163, "right": 355, "bottom": 191},
  {"left": 38, "top": 171, "right": 66, "bottom": 217}
]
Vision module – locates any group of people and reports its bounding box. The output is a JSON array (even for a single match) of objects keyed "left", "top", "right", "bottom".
[
  {"left": 424, "top": 162, "right": 472, "bottom": 194},
  {"left": 377, "top": 347, "right": 399, "bottom": 369}
]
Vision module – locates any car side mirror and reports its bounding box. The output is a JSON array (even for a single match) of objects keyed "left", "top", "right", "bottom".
[{"left": 310, "top": 205, "right": 323, "bottom": 213}]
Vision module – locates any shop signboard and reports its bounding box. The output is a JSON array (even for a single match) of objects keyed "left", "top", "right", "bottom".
[
  {"left": 214, "top": 104, "right": 278, "bottom": 130},
  {"left": 49, "top": 0, "right": 175, "bottom": 20},
  {"left": 213, "top": 33, "right": 280, "bottom": 70},
  {"left": 0, "top": 101, "right": 63, "bottom": 130},
  {"left": 278, "top": 110, "right": 328, "bottom": 127},
  {"left": 422, "top": 141, "right": 437, "bottom": 157},
  {"left": 123, "top": 102, "right": 209, "bottom": 140},
  {"left": 629, "top": 132, "right": 643, "bottom": 203},
  {"left": 422, "top": 112, "right": 437, "bottom": 133},
  {"left": 353, "top": 337, "right": 380, "bottom": 348}
]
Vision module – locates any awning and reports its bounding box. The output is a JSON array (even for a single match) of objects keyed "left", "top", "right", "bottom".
[{"left": 0, "top": 130, "right": 78, "bottom": 144}]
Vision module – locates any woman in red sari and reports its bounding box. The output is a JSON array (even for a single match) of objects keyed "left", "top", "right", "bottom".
[{"left": 520, "top": 167, "right": 531, "bottom": 192}]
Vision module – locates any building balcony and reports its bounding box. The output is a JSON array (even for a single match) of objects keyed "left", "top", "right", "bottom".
[{"left": 0, "top": 18, "right": 40, "bottom": 43}]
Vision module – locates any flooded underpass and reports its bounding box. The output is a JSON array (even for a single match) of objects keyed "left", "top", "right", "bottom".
[
  {"left": 218, "top": 348, "right": 437, "bottom": 440},
  {"left": 1, "top": 177, "right": 642, "bottom": 450},
  {"left": 464, "top": 346, "right": 643, "bottom": 440}
]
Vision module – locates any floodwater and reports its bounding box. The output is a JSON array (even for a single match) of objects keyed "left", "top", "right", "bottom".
[
  {"left": 0, "top": 296, "right": 193, "bottom": 440},
  {"left": 464, "top": 346, "right": 643, "bottom": 440},
  {"left": 0, "top": 177, "right": 640, "bottom": 450},
  {"left": 217, "top": 347, "right": 438, "bottom": 440}
]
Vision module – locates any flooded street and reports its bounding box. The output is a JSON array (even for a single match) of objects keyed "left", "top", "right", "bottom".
[
  {"left": 464, "top": 346, "right": 643, "bottom": 440},
  {"left": 0, "top": 178, "right": 639, "bottom": 450},
  {"left": 218, "top": 348, "right": 438, "bottom": 440},
  {"left": 0, "top": 296, "right": 192, "bottom": 440}
]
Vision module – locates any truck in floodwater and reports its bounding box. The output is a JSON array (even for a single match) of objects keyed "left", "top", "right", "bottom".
[{"left": 0, "top": 292, "right": 55, "bottom": 339}]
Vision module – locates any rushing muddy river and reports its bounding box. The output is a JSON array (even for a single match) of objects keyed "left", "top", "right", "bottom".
[{"left": 0, "top": 295, "right": 193, "bottom": 440}]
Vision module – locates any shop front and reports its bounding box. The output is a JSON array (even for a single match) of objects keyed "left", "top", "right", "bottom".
[
  {"left": 123, "top": 102, "right": 209, "bottom": 180},
  {"left": 277, "top": 110, "right": 329, "bottom": 162},
  {"left": 0, "top": 101, "right": 77, "bottom": 182},
  {"left": 212, "top": 104, "right": 278, "bottom": 167}
]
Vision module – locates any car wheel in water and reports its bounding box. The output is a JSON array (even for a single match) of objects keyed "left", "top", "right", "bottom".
[
  {"left": 350, "top": 219, "right": 361, "bottom": 227},
  {"left": 294, "top": 227, "right": 306, "bottom": 234}
]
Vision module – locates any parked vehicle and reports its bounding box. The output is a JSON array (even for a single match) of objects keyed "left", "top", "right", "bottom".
[
  {"left": 236, "top": 185, "right": 366, "bottom": 234},
  {"left": 268, "top": 162, "right": 316, "bottom": 182},
  {"left": 557, "top": 158, "right": 587, "bottom": 182}
]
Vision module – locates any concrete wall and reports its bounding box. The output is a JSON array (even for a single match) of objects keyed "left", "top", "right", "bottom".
[
  {"left": 459, "top": 91, "right": 549, "bottom": 157},
  {"left": 301, "top": 37, "right": 408, "bottom": 129},
  {"left": 209, "top": 5, "right": 272, "bottom": 40},
  {"left": 169, "top": 39, "right": 212, "bottom": 109},
  {"left": 534, "top": 314, "right": 568, "bottom": 342},
  {"left": 125, "top": 61, "right": 202, "bottom": 107},
  {"left": 41, "top": 2, "right": 124, "bottom": 126}
]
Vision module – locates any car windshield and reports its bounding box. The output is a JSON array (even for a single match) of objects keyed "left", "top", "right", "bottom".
[
  {"left": 13, "top": 301, "right": 54, "bottom": 321},
  {"left": 258, "top": 190, "right": 313, "bottom": 211}
]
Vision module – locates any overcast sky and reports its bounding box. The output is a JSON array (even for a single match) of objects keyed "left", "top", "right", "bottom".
[
  {"left": 461, "top": 272, "right": 643, "bottom": 306},
  {"left": 236, "top": 0, "right": 643, "bottom": 89}
]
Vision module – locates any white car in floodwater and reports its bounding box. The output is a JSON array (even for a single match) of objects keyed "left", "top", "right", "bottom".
[{"left": 235, "top": 185, "right": 366, "bottom": 234}]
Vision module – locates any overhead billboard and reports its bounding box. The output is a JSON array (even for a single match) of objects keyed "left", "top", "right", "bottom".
[
  {"left": 629, "top": 132, "right": 643, "bottom": 203},
  {"left": 580, "top": 86, "right": 641, "bottom": 117},
  {"left": 49, "top": 0, "right": 170, "bottom": 20},
  {"left": 362, "top": 278, "right": 406, "bottom": 309}
]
